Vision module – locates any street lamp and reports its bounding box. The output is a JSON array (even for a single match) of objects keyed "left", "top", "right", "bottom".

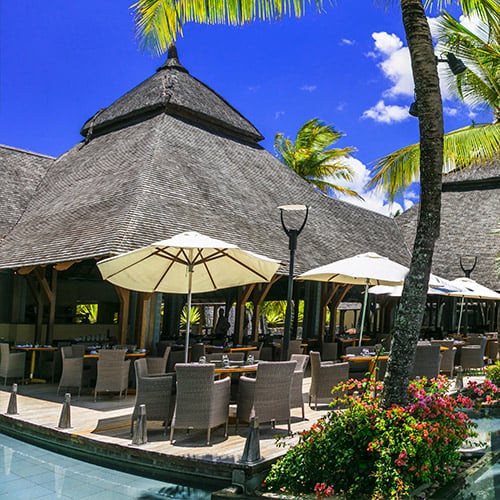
[
  {"left": 409, "top": 52, "right": 466, "bottom": 117},
  {"left": 279, "top": 204, "right": 309, "bottom": 361}
]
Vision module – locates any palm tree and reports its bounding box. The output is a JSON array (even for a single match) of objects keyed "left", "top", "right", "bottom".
[
  {"left": 132, "top": 0, "right": 490, "bottom": 408},
  {"left": 369, "top": 1, "right": 500, "bottom": 201},
  {"left": 274, "top": 118, "right": 360, "bottom": 198}
]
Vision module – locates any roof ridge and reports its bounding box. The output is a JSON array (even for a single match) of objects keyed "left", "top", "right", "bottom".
[{"left": 0, "top": 143, "right": 55, "bottom": 160}]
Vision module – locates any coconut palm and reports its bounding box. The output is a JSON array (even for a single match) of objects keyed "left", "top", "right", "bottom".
[
  {"left": 132, "top": 0, "right": 491, "bottom": 407},
  {"left": 274, "top": 119, "right": 360, "bottom": 198},
  {"left": 369, "top": 1, "right": 500, "bottom": 201}
]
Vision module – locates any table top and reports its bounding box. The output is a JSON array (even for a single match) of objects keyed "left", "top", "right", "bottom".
[
  {"left": 214, "top": 364, "right": 258, "bottom": 375},
  {"left": 341, "top": 355, "right": 389, "bottom": 363},
  {"left": 13, "top": 346, "right": 58, "bottom": 351},
  {"left": 84, "top": 352, "right": 147, "bottom": 359}
]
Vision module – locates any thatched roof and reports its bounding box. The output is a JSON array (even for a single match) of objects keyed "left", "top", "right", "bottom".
[
  {"left": 396, "top": 163, "right": 500, "bottom": 291},
  {"left": 0, "top": 144, "right": 54, "bottom": 240},
  {"left": 0, "top": 48, "right": 410, "bottom": 274},
  {"left": 80, "top": 46, "right": 263, "bottom": 144}
]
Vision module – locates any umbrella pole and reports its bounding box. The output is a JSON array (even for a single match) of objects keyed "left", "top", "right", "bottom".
[
  {"left": 184, "top": 265, "right": 194, "bottom": 363},
  {"left": 358, "top": 282, "right": 369, "bottom": 347},
  {"left": 457, "top": 297, "right": 465, "bottom": 336}
]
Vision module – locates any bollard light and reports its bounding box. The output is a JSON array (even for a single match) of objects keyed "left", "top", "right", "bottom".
[
  {"left": 58, "top": 393, "right": 72, "bottom": 429},
  {"left": 241, "top": 416, "right": 261, "bottom": 463},
  {"left": 6, "top": 383, "right": 18, "bottom": 415},
  {"left": 132, "top": 404, "right": 148, "bottom": 445}
]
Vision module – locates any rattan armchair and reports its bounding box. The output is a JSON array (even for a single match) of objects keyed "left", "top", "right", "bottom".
[
  {"left": 236, "top": 360, "right": 296, "bottom": 433},
  {"left": 146, "top": 346, "right": 171, "bottom": 375},
  {"left": 410, "top": 344, "right": 442, "bottom": 381},
  {"left": 430, "top": 340, "right": 456, "bottom": 376},
  {"left": 94, "top": 350, "right": 130, "bottom": 401},
  {"left": 170, "top": 364, "right": 230, "bottom": 445},
  {"left": 131, "top": 358, "right": 173, "bottom": 435},
  {"left": 58, "top": 346, "right": 84, "bottom": 397},
  {"left": 461, "top": 345, "right": 486, "bottom": 370},
  {"left": 288, "top": 340, "right": 304, "bottom": 357},
  {"left": 290, "top": 354, "right": 309, "bottom": 419},
  {"left": 309, "top": 351, "right": 349, "bottom": 410},
  {"left": 166, "top": 350, "right": 185, "bottom": 372},
  {"left": 0, "top": 344, "right": 25, "bottom": 386},
  {"left": 191, "top": 343, "right": 206, "bottom": 362}
]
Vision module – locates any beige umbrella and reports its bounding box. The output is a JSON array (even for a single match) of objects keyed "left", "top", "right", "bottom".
[
  {"left": 97, "top": 231, "right": 280, "bottom": 362},
  {"left": 449, "top": 277, "right": 500, "bottom": 334},
  {"left": 298, "top": 252, "right": 409, "bottom": 345}
]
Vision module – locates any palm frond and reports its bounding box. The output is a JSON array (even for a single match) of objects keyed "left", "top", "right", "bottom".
[
  {"left": 368, "top": 123, "right": 500, "bottom": 200},
  {"left": 132, "top": 0, "right": 326, "bottom": 55}
]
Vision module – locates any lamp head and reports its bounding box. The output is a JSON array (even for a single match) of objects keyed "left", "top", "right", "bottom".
[
  {"left": 409, "top": 101, "right": 419, "bottom": 117},
  {"left": 446, "top": 52, "right": 467, "bottom": 75}
]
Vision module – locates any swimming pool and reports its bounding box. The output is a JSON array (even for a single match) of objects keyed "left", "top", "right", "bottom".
[{"left": 0, "top": 432, "right": 213, "bottom": 499}]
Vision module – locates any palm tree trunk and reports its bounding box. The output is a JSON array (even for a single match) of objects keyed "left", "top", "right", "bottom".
[{"left": 380, "top": 0, "right": 444, "bottom": 408}]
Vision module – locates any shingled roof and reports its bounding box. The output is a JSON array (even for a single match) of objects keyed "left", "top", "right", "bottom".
[
  {"left": 80, "top": 46, "right": 263, "bottom": 143},
  {"left": 0, "top": 144, "right": 54, "bottom": 241},
  {"left": 0, "top": 47, "right": 410, "bottom": 274},
  {"left": 396, "top": 163, "right": 500, "bottom": 291}
]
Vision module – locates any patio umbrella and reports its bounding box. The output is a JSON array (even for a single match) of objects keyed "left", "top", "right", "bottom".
[
  {"left": 449, "top": 278, "right": 500, "bottom": 334},
  {"left": 369, "top": 274, "right": 467, "bottom": 297},
  {"left": 97, "top": 231, "right": 280, "bottom": 362},
  {"left": 298, "top": 252, "right": 409, "bottom": 345}
]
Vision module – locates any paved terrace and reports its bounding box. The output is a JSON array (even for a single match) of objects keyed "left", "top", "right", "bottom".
[{"left": 0, "top": 376, "right": 328, "bottom": 490}]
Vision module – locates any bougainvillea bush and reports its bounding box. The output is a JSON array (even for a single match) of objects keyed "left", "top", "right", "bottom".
[
  {"left": 485, "top": 361, "right": 500, "bottom": 387},
  {"left": 265, "top": 376, "right": 477, "bottom": 499}
]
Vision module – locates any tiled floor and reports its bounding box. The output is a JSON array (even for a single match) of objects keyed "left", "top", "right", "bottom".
[{"left": 0, "top": 433, "right": 212, "bottom": 499}]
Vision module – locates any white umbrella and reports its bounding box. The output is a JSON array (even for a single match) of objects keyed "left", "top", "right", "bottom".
[
  {"left": 298, "top": 252, "right": 409, "bottom": 345},
  {"left": 369, "top": 274, "right": 468, "bottom": 297},
  {"left": 449, "top": 278, "right": 500, "bottom": 334},
  {"left": 97, "top": 231, "right": 280, "bottom": 362}
]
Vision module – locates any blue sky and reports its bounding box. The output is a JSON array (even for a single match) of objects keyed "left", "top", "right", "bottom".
[{"left": 0, "top": 1, "right": 489, "bottom": 215}]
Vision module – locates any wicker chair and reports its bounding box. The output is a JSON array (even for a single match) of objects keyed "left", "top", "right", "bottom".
[
  {"left": 191, "top": 343, "right": 206, "bottom": 362},
  {"left": 94, "top": 350, "right": 130, "bottom": 401},
  {"left": 237, "top": 360, "right": 296, "bottom": 433},
  {"left": 321, "top": 342, "right": 338, "bottom": 362},
  {"left": 410, "top": 344, "right": 442, "bottom": 381},
  {"left": 166, "top": 350, "right": 185, "bottom": 372},
  {"left": 345, "top": 346, "right": 370, "bottom": 379},
  {"left": 131, "top": 358, "right": 173, "bottom": 434},
  {"left": 461, "top": 345, "right": 486, "bottom": 370},
  {"left": 290, "top": 354, "right": 309, "bottom": 419},
  {"left": 309, "top": 351, "right": 349, "bottom": 410},
  {"left": 170, "top": 364, "right": 230, "bottom": 445},
  {"left": 58, "top": 346, "right": 84, "bottom": 397},
  {"left": 488, "top": 341, "right": 498, "bottom": 363},
  {"left": 146, "top": 346, "right": 171, "bottom": 375},
  {"left": 114, "top": 344, "right": 136, "bottom": 352},
  {"left": 430, "top": 340, "right": 457, "bottom": 377},
  {"left": 0, "top": 343, "right": 25, "bottom": 386},
  {"left": 288, "top": 340, "right": 304, "bottom": 358}
]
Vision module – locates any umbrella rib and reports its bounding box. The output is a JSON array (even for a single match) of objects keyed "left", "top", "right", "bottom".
[
  {"left": 152, "top": 249, "right": 183, "bottom": 291},
  {"left": 104, "top": 251, "right": 165, "bottom": 280},
  {"left": 218, "top": 250, "right": 270, "bottom": 281},
  {"left": 156, "top": 248, "right": 190, "bottom": 265},
  {"left": 202, "top": 260, "right": 218, "bottom": 289}
]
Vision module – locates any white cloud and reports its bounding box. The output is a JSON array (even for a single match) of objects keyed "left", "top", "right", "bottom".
[
  {"left": 404, "top": 199, "right": 415, "bottom": 211},
  {"left": 340, "top": 38, "right": 355, "bottom": 46},
  {"left": 362, "top": 100, "right": 409, "bottom": 124},
  {"left": 324, "top": 157, "right": 409, "bottom": 217},
  {"left": 247, "top": 85, "right": 260, "bottom": 92},
  {"left": 300, "top": 84, "right": 317, "bottom": 92},
  {"left": 336, "top": 102, "right": 346, "bottom": 111},
  {"left": 274, "top": 111, "right": 285, "bottom": 119},
  {"left": 372, "top": 32, "right": 403, "bottom": 56},
  {"left": 444, "top": 106, "right": 458, "bottom": 116}
]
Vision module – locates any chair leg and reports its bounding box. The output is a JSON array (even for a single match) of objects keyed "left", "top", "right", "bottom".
[
  {"left": 170, "top": 425, "right": 175, "bottom": 443},
  {"left": 315, "top": 397, "right": 318, "bottom": 410},
  {"left": 130, "top": 419, "right": 134, "bottom": 436},
  {"left": 288, "top": 418, "right": 291, "bottom": 434},
  {"left": 225, "top": 419, "right": 228, "bottom": 438},
  {"left": 301, "top": 404, "right": 305, "bottom": 420},
  {"left": 207, "top": 427, "right": 211, "bottom": 446}
]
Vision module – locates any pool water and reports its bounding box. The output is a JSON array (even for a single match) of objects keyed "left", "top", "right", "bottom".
[{"left": 0, "top": 433, "right": 212, "bottom": 499}]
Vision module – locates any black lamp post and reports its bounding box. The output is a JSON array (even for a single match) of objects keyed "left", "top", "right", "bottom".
[
  {"left": 409, "top": 52, "right": 466, "bottom": 117},
  {"left": 279, "top": 205, "right": 309, "bottom": 361}
]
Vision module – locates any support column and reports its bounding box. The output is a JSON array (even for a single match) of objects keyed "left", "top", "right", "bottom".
[
  {"left": 251, "top": 276, "right": 280, "bottom": 341},
  {"left": 115, "top": 286, "right": 130, "bottom": 344},
  {"left": 25, "top": 274, "right": 43, "bottom": 344},
  {"left": 319, "top": 284, "right": 340, "bottom": 341},
  {"left": 136, "top": 293, "right": 151, "bottom": 349},
  {"left": 234, "top": 284, "right": 255, "bottom": 345}
]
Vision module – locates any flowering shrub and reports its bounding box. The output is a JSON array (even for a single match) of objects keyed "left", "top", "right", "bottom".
[
  {"left": 485, "top": 361, "right": 500, "bottom": 387},
  {"left": 461, "top": 378, "right": 499, "bottom": 407},
  {"left": 264, "top": 376, "right": 476, "bottom": 499}
]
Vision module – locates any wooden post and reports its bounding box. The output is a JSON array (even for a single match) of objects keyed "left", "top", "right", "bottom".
[
  {"left": 319, "top": 284, "right": 340, "bottom": 340},
  {"left": 25, "top": 274, "right": 43, "bottom": 344},
  {"left": 147, "top": 293, "right": 158, "bottom": 350},
  {"left": 251, "top": 276, "right": 280, "bottom": 341},
  {"left": 32, "top": 268, "right": 58, "bottom": 345},
  {"left": 235, "top": 284, "right": 255, "bottom": 345},
  {"left": 47, "top": 269, "right": 57, "bottom": 344},
  {"left": 329, "top": 285, "right": 353, "bottom": 340},
  {"left": 115, "top": 286, "right": 130, "bottom": 344},
  {"left": 137, "top": 293, "right": 151, "bottom": 349}
]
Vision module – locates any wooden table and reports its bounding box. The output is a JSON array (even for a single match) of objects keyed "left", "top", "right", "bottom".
[
  {"left": 214, "top": 364, "right": 258, "bottom": 378},
  {"left": 205, "top": 346, "right": 257, "bottom": 353},
  {"left": 83, "top": 352, "right": 147, "bottom": 359},
  {"left": 341, "top": 354, "right": 389, "bottom": 373},
  {"left": 13, "top": 346, "right": 58, "bottom": 383}
]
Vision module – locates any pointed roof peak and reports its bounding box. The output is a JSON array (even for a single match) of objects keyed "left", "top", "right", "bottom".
[{"left": 157, "top": 44, "right": 189, "bottom": 73}]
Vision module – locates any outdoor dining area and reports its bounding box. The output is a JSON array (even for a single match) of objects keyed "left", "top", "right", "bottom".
[{"left": 1, "top": 231, "right": 499, "bottom": 450}]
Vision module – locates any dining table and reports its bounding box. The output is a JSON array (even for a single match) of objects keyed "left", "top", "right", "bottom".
[
  {"left": 341, "top": 354, "right": 389, "bottom": 375},
  {"left": 13, "top": 346, "right": 58, "bottom": 383},
  {"left": 83, "top": 351, "right": 147, "bottom": 359}
]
